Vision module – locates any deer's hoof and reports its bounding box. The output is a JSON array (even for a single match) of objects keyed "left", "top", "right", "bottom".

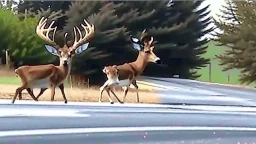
[
  {"left": 110, "top": 102, "right": 114, "bottom": 104},
  {"left": 64, "top": 101, "right": 67, "bottom": 104}
]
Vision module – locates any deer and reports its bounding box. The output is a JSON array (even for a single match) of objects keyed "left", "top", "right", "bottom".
[
  {"left": 11, "top": 16, "right": 95, "bottom": 104},
  {"left": 99, "top": 30, "right": 161, "bottom": 104},
  {"left": 99, "top": 65, "right": 123, "bottom": 104}
]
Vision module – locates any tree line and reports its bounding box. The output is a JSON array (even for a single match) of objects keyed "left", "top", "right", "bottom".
[{"left": 0, "top": 0, "right": 213, "bottom": 85}]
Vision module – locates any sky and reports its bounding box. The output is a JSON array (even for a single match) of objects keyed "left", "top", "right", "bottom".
[
  {"left": 202, "top": 0, "right": 226, "bottom": 19},
  {"left": 199, "top": 0, "right": 227, "bottom": 38}
]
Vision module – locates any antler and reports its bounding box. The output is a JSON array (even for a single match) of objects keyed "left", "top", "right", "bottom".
[
  {"left": 70, "top": 19, "right": 95, "bottom": 51},
  {"left": 36, "top": 17, "right": 57, "bottom": 46},
  {"left": 148, "top": 37, "right": 154, "bottom": 45},
  {"left": 140, "top": 29, "right": 147, "bottom": 41},
  {"left": 140, "top": 29, "right": 154, "bottom": 46}
]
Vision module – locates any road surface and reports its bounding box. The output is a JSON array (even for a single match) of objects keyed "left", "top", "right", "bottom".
[
  {"left": 139, "top": 76, "right": 256, "bottom": 106},
  {"left": 0, "top": 101, "right": 256, "bottom": 144}
]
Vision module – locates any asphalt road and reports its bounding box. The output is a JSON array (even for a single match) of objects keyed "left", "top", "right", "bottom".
[
  {"left": 141, "top": 76, "right": 256, "bottom": 106},
  {"left": 1, "top": 77, "right": 256, "bottom": 143},
  {"left": 1, "top": 131, "right": 256, "bottom": 144},
  {"left": 0, "top": 102, "right": 256, "bottom": 144}
]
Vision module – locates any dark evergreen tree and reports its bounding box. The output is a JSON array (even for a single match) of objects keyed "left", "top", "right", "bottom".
[
  {"left": 17, "top": 1, "right": 69, "bottom": 29},
  {"left": 213, "top": 0, "right": 256, "bottom": 85},
  {"left": 63, "top": 1, "right": 128, "bottom": 84},
  {"left": 61, "top": 0, "right": 213, "bottom": 84},
  {"left": 113, "top": 0, "right": 213, "bottom": 79}
]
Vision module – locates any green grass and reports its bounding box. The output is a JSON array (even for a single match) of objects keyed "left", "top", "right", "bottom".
[
  {"left": 0, "top": 76, "right": 71, "bottom": 87},
  {"left": 0, "top": 77, "right": 21, "bottom": 85},
  {"left": 196, "top": 41, "right": 256, "bottom": 87}
]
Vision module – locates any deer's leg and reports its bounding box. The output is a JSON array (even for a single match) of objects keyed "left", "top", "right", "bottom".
[
  {"left": 18, "top": 91, "right": 22, "bottom": 100},
  {"left": 106, "top": 88, "right": 114, "bottom": 104},
  {"left": 110, "top": 89, "right": 122, "bottom": 103},
  {"left": 99, "top": 86, "right": 104, "bottom": 103},
  {"left": 26, "top": 88, "right": 38, "bottom": 101},
  {"left": 132, "top": 80, "right": 140, "bottom": 103},
  {"left": 59, "top": 84, "right": 67, "bottom": 104},
  {"left": 12, "top": 85, "right": 26, "bottom": 104},
  {"left": 36, "top": 88, "right": 48, "bottom": 99},
  {"left": 122, "top": 86, "right": 129, "bottom": 104},
  {"left": 99, "top": 81, "right": 109, "bottom": 103},
  {"left": 50, "top": 86, "right": 56, "bottom": 101}
]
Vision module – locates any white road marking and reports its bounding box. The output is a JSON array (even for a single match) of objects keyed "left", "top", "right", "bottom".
[
  {"left": 166, "top": 105, "right": 256, "bottom": 112},
  {"left": 0, "top": 107, "right": 256, "bottom": 118},
  {"left": 0, "top": 99, "right": 171, "bottom": 108},
  {"left": 137, "top": 80, "right": 184, "bottom": 91},
  {"left": 1, "top": 99, "right": 255, "bottom": 111},
  {"left": 1, "top": 99, "right": 256, "bottom": 112},
  {"left": 0, "top": 126, "right": 256, "bottom": 137},
  {"left": 194, "top": 80, "right": 255, "bottom": 89},
  {"left": 159, "top": 93, "right": 251, "bottom": 102},
  {"left": 65, "top": 108, "right": 256, "bottom": 116},
  {"left": 0, "top": 109, "right": 90, "bottom": 117}
]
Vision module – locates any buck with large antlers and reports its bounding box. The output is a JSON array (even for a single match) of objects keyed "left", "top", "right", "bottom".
[
  {"left": 12, "top": 17, "right": 95, "bottom": 104},
  {"left": 99, "top": 30, "right": 161, "bottom": 104}
]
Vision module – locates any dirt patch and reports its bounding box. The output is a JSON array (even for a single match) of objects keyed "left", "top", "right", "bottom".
[
  {"left": 0, "top": 84, "right": 160, "bottom": 104},
  {"left": 0, "top": 69, "right": 16, "bottom": 77}
]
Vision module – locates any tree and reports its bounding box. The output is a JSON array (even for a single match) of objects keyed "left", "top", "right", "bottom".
[
  {"left": 0, "top": 8, "right": 56, "bottom": 68},
  {"left": 113, "top": 0, "right": 213, "bottom": 79},
  {"left": 0, "top": 8, "right": 18, "bottom": 64},
  {"left": 213, "top": 0, "right": 256, "bottom": 85},
  {"left": 60, "top": 0, "right": 213, "bottom": 84},
  {"left": 63, "top": 1, "right": 128, "bottom": 84},
  {"left": 0, "top": 0, "right": 19, "bottom": 10},
  {"left": 17, "top": 1, "right": 68, "bottom": 30}
]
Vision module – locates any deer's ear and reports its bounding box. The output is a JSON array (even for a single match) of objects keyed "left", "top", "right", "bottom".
[
  {"left": 102, "top": 67, "right": 107, "bottom": 73},
  {"left": 44, "top": 45, "right": 59, "bottom": 56},
  {"left": 113, "top": 65, "right": 117, "bottom": 69},
  {"left": 129, "top": 35, "right": 143, "bottom": 51},
  {"left": 75, "top": 42, "right": 89, "bottom": 55},
  {"left": 113, "top": 65, "right": 119, "bottom": 73}
]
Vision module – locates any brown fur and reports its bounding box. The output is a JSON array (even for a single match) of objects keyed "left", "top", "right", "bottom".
[
  {"left": 13, "top": 53, "right": 71, "bottom": 104},
  {"left": 11, "top": 17, "right": 95, "bottom": 104},
  {"left": 100, "top": 66, "right": 123, "bottom": 104},
  {"left": 16, "top": 65, "right": 56, "bottom": 80},
  {"left": 103, "top": 65, "right": 119, "bottom": 80},
  {"left": 100, "top": 30, "right": 161, "bottom": 104}
]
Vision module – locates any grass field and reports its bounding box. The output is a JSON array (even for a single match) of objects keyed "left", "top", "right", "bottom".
[
  {"left": 196, "top": 41, "right": 256, "bottom": 87},
  {"left": 0, "top": 77, "right": 20, "bottom": 85},
  {"left": 0, "top": 69, "right": 20, "bottom": 85}
]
